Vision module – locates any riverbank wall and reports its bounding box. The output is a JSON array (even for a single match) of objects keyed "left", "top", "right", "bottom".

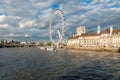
[{"left": 66, "top": 46, "right": 120, "bottom": 53}]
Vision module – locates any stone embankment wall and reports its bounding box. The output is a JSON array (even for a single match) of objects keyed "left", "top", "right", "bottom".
[{"left": 66, "top": 46, "right": 119, "bottom": 52}]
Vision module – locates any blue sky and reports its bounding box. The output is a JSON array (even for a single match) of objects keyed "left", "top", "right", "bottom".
[{"left": 0, "top": 0, "right": 120, "bottom": 41}]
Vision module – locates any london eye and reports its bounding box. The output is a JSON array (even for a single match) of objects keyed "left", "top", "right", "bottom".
[{"left": 49, "top": 9, "right": 66, "bottom": 46}]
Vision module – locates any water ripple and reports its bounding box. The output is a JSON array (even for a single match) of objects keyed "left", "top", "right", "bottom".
[{"left": 0, "top": 48, "right": 120, "bottom": 80}]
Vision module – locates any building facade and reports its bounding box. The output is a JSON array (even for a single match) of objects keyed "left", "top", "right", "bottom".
[
  {"left": 67, "top": 26, "right": 120, "bottom": 49},
  {"left": 76, "top": 26, "right": 86, "bottom": 35}
]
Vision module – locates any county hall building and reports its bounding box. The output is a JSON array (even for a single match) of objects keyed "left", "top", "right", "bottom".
[{"left": 67, "top": 25, "right": 120, "bottom": 49}]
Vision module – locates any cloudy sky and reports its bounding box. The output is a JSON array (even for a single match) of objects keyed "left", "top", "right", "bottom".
[{"left": 0, "top": 0, "right": 120, "bottom": 41}]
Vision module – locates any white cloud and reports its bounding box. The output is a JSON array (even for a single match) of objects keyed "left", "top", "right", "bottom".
[
  {"left": 29, "top": 0, "right": 55, "bottom": 9},
  {"left": 0, "top": 16, "right": 6, "bottom": 22},
  {"left": 8, "top": 33, "right": 15, "bottom": 37},
  {"left": 0, "top": 24, "right": 10, "bottom": 29},
  {"left": 24, "top": 34, "right": 30, "bottom": 37},
  {"left": 3, "top": 33, "right": 31, "bottom": 38},
  {"left": 19, "top": 19, "right": 36, "bottom": 28},
  {"left": 3, "top": 33, "right": 20, "bottom": 37},
  {"left": 0, "top": 0, "right": 120, "bottom": 40}
]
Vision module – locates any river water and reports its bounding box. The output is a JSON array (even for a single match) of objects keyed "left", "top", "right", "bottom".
[{"left": 0, "top": 48, "right": 120, "bottom": 80}]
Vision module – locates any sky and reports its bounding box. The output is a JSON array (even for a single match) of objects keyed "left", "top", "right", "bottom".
[{"left": 0, "top": 0, "right": 120, "bottom": 41}]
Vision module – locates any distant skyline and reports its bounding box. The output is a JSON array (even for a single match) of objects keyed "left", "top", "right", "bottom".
[{"left": 0, "top": 0, "right": 120, "bottom": 41}]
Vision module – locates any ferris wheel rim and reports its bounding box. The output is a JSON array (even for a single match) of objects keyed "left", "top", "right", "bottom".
[{"left": 49, "top": 9, "right": 66, "bottom": 45}]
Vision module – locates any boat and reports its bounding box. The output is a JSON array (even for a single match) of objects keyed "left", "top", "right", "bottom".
[{"left": 38, "top": 46, "right": 57, "bottom": 51}]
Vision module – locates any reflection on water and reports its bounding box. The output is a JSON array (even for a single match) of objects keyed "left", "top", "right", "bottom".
[{"left": 0, "top": 48, "right": 120, "bottom": 80}]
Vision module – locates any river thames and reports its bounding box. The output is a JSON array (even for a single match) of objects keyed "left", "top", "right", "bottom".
[{"left": 0, "top": 48, "right": 120, "bottom": 80}]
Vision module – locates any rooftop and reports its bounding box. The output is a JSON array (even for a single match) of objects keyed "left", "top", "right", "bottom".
[{"left": 68, "top": 28, "right": 120, "bottom": 39}]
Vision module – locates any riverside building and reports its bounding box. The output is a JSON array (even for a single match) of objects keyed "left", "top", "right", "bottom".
[{"left": 67, "top": 25, "right": 120, "bottom": 50}]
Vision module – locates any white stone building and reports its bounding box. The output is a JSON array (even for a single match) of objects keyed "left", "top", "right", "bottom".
[
  {"left": 67, "top": 25, "right": 120, "bottom": 49},
  {"left": 76, "top": 26, "right": 86, "bottom": 35}
]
